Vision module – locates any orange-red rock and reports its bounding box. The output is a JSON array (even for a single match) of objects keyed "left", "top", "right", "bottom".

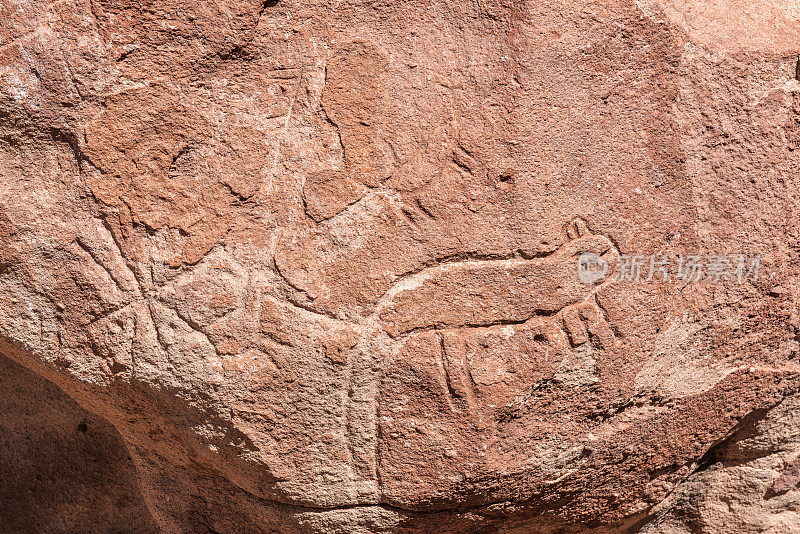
[{"left": 2, "top": 0, "right": 800, "bottom": 531}]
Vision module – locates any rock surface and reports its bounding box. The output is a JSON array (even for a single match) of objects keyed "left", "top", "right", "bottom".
[{"left": 1, "top": 0, "right": 799, "bottom": 531}]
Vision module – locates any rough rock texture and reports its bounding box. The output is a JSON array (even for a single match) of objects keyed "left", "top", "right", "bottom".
[{"left": 1, "top": 0, "right": 799, "bottom": 531}]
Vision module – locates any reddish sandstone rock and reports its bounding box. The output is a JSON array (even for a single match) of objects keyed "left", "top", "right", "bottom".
[{"left": 1, "top": 0, "right": 800, "bottom": 532}]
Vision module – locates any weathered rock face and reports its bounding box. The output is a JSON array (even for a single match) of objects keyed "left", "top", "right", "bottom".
[{"left": 1, "top": 0, "right": 799, "bottom": 531}]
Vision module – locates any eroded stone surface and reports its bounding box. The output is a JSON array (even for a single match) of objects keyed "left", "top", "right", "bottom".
[
  {"left": 636, "top": 0, "right": 800, "bottom": 53},
  {"left": 1, "top": 0, "right": 800, "bottom": 532}
]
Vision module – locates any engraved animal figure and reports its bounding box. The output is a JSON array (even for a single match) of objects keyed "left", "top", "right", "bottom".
[
  {"left": 373, "top": 219, "right": 622, "bottom": 499},
  {"left": 374, "top": 217, "right": 619, "bottom": 343}
]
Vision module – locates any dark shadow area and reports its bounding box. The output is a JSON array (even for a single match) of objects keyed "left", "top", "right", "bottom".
[{"left": 0, "top": 352, "right": 157, "bottom": 533}]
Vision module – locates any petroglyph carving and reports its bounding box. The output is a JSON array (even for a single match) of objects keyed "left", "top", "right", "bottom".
[{"left": 375, "top": 217, "right": 618, "bottom": 339}]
